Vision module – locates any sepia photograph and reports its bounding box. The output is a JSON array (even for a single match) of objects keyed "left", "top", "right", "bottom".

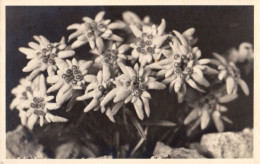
[{"left": 2, "top": 4, "right": 256, "bottom": 160}]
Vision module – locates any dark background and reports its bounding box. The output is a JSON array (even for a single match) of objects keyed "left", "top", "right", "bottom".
[{"left": 6, "top": 6, "right": 253, "bottom": 131}]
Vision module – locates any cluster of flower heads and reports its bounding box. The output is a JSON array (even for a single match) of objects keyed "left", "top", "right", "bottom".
[{"left": 11, "top": 11, "right": 251, "bottom": 132}]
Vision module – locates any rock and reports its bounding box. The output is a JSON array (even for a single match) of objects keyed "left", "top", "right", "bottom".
[
  {"left": 152, "top": 142, "right": 205, "bottom": 158},
  {"left": 6, "top": 125, "right": 47, "bottom": 159},
  {"left": 200, "top": 128, "right": 253, "bottom": 158}
]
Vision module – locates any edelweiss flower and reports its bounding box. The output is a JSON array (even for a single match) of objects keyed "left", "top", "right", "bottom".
[
  {"left": 184, "top": 94, "right": 237, "bottom": 132},
  {"left": 47, "top": 58, "right": 93, "bottom": 105},
  {"left": 100, "top": 63, "right": 166, "bottom": 120},
  {"left": 19, "top": 36, "right": 75, "bottom": 80},
  {"left": 129, "top": 19, "right": 168, "bottom": 66},
  {"left": 92, "top": 42, "right": 131, "bottom": 74},
  {"left": 18, "top": 74, "right": 68, "bottom": 130},
  {"left": 77, "top": 70, "right": 116, "bottom": 122},
  {"left": 10, "top": 77, "right": 38, "bottom": 111},
  {"left": 147, "top": 31, "right": 217, "bottom": 102},
  {"left": 213, "top": 53, "right": 249, "bottom": 95},
  {"left": 182, "top": 27, "right": 198, "bottom": 46},
  {"left": 67, "top": 11, "right": 125, "bottom": 51}
]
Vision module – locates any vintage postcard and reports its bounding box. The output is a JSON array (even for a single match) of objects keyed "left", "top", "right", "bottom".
[{"left": 0, "top": 0, "right": 259, "bottom": 164}]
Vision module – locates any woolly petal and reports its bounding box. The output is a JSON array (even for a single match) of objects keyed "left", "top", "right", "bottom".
[
  {"left": 237, "top": 79, "right": 249, "bottom": 96},
  {"left": 226, "top": 76, "right": 236, "bottom": 94},
  {"left": 102, "top": 62, "right": 111, "bottom": 81},
  {"left": 173, "top": 30, "right": 188, "bottom": 47},
  {"left": 191, "top": 73, "right": 210, "bottom": 87},
  {"left": 84, "top": 99, "right": 99, "bottom": 113},
  {"left": 38, "top": 74, "right": 47, "bottom": 94},
  {"left": 184, "top": 108, "right": 200, "bottom": 125},
  {"left": 108, "top": 34, "right": 123, "bottom": 42},
  {"left": 107, "top": 22, "right": 126, "bottom": 29},
  {"left": 197, "top": 59, "right": 212, "bottom": 65},
  {"left": 47, "top": 81, "right": 63, "bottom": 93},
  {"left": 182, "top": 28, "right": 195, "bottom": 38},
  {"left": 133, "top": 98, "right": 144, "bottom": 120},
  {"left": 28, "top": 42, "right": 41, "bottom": 50},
  {"left": 174, "top": 79, "right": 182, "bottom": 93},
  {"left": 39, "top": 116, "right": 44, "bottom": 126},
  {"left": 203, "top": 66, "right": 219, "bottom": 74},
  {"left": 212, "top": 111, "right": 224, "bottom": 132},
  {"left": 96, "top": 37, "right": 105, "bottom": 53},
  {"left": 217, "top": 104, "right": 228, "bottom": 112},
  {"left": 46, "top": 113, "right": 68, "bottom": 122},
  {"left": 130, "top": 25, "right": 142, "bottom": 37},
  {"left": 186, "top": 78, "right": 205, "bottom": 92},
  {"left": 27, "top": 114, "right": 38, "bottom": 130},
  {"left": 218, "top": 94, "right": 238, "bottom": 103},
  {"left": 58, "top": 50, "right": 75, "bottom": 58},
  {"left": 76, "top": 91, "right": 95, "bottom": 101},
  {"left": 147, "top": 81, "right": 166, "bottom": 90},
  {"left": 118, "top": 44, "right": 130, "bottom": 53},
  {"left": 22, "top": 59, "right": 41, "bottom": 72},
  {"left": 113, "top": 89, "right": 131, "bottom": 103},
  {"left": 84, "top": 75, "right": 97, "bottom": 83},
  {"left": 106, "top": 107, "right": 115, "bottom": 122},
  {"left": 141, "top": 91, "right": 151, "bottom": 99},
  {"left": 71, "top": 40, "right": 87, "bottom": 49},
  {"left": 153, "top": 35, "right": 168, "bottom": 47},
  {"left": 200, "top": 108, "right": 210, "bottom": 130},
  {"left": 19, "top": 47, "right": 36, "bottom": 58},
  {"left": 100, "top": 88, "right": 117, "bottom": 106},
  {"left": 112, "top": 102, "right": 124, "bottom": 115},
  {"left": 67, "top": 23, "right": 81, "bottom": 30},
  {"left": 177, "top": 84, "right": 186, "bottom": 103},
  {"left": 95, "top": 11, "right": 105, "bottom": 22},
  {"left": 39, "top": 35, "right": 50, "bottom": 46},
  {"left": 213, "top": 52, "right": 227, "bottom": 65},
  {"left": 46, "top": 103, "right": 60, "bottom": 110},
  {"left": 218, "top": 70, "right": 227, "bottom": 80},
  {"left": 162, "top": 75, "right": 177, "bottom": 84},
  {"left": 122, "top": 11, "right": 142, "bottom": 25},
  {"left": 56, "top": 89, "right": 73, "bottom": 105},
  {"left": 47, "top": 75, "right": 60, "bottom": 84},
  {"left": 157, "top": 19, "right": 166, "bottom": 35}
]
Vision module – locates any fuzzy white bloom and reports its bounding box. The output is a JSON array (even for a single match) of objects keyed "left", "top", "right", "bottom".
[
  {"left": 15, "top": 74, "right": 67, "bottom": 130},
  {"left": 184, "top": 93, "right": 237, "bottom": 132},
  {"left": 47, "top": 58, "right": 93, "bottom": 105},
  {"left": 92, "top": 42, "right": 131, "bottom": 75},
  {"left": 129, "top": 19, "right": 169, "bottom": 66},
  {"left": 100, "top": 63, "right": 166, "bottom": 120},
  {"left": 77, "top": 69, "right": 116, "bottom": 122},
  {"left": 67, "top": 11, "right": 125, "bottom": 51},
  {"left": 213, "top": 53, "right": 249, "bottom": 96},
  {"left": 19, "top": 36, "right": 75, "bottom": 81},
  {"left": 10, "top": 77, "right": 38, "bottom": 111},
  {"left": 147, "top": 30, "right": 218, "bottom": 103}
]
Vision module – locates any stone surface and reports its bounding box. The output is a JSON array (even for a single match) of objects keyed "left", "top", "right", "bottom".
[
  {"left": 152, "top": 142, "right": 205, "bottom": 158},
  {"left": 6, "top": 125, "right": 47, "bottom": 159},
  {"left": 200, "top": 128, "right": 253, "bottom": 158}
]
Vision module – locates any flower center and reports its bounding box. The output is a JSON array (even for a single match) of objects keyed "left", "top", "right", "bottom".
[
  {"left": 130, "top": 76, "right": 146, "bottom": 97},
  {"left": 86, "top": 21, "right": 107, "bottom": 38},
  {"left": 173, "top": 54, "right": 193, "bottom": 74},
  {"left": 36, "top": 44, "right": 57, "bottom": 65},
  {"left": 30, "top": 97, "right": 45, "bottom": 116},
  {"left": 135, "top": 33, "right": 155, "bottom": 55},
  {"left": 62, "top": 65, "right": 83, "bottom": 85},
  {"left": 102, "top": 49, "right": 118, "bottom": 64}
]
